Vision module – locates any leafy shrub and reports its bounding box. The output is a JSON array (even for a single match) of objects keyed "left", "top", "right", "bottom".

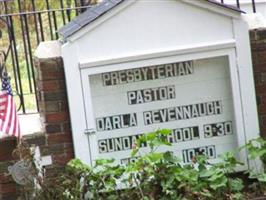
[
  {"left": 241, "top": 137, "right": 266, "bottom": 196},
  {"left": 18, "top": 131, "right": 266, "bottom": 200}
]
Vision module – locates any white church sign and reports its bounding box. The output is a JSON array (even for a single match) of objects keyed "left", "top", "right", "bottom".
[{"left": 60, "top": 0, "right": 260, "bottom": 169}]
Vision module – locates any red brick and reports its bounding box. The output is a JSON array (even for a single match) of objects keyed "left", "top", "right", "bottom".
[
  {"left": 253, "top": 63, "right": 266, "bottom": 73},
  {"left": 256, "top": 29, "right": 266, "bottom": 40},
  {"left": 44, "top": 124, "right": 61, "bottom": 134},
  {"left": 258, "top": 104, "right": 266, "bottom": 115},
  {"left": 0, "top": 183, "right": 17, "bottom": 194},
  {"left": 0, "top": 175, "right": 13, "bottom": 184},
  {"left": 53, "top": 153, "right": 74, "bottom": 165},
  {"left": 0, "top": 161, "right": 16, "bottom": 174},
  {"left": 255, "top": 51, "right": 266, "bottom": 64},
  {"left": 41, "top": 70, "right": 64, "bottom": 81},
  {"left": 45, "top": 165, "right": 65, "bottom": 177},
  {"left": 255, "top": 85, "right": 266, "bottom": 94},
  {"left": 259, "top": 115, "right": 266, "bottom": 126},
  {"left": 62, "top": 122, "right": 71, "bottom": 132},
  {"left": 254, "top": 73, "right": 262, "bottom": 84},
  {"left": 41, "top": 91, "right": 67, "bottom": 101},
  {"left": 47, "top": 132, "right": 73, "bottom": 145},
  {"left": 251, "top": 43, "right": 266, "bottom": 51},
  {"left": 259, "top": 122, "right": 266, "bottom": 137},
  {"left": 260, "top": 94, "right": 266, "bottom": 105},
  {"left": 42, "top": 143, "right": 65, "bottom": 155},
  {"left": 45, "top": 112, "right": 69, "bottom": 123},
  {"left": 249, "top": 30, "right": 257, "bottom": 41},
  {"left": 44, "top": 122, "right": 71, "bottom": 134},
  {"left": 260, "top": 127, "right": 266, "bottom": 138},
  {"left": 38, "top": 80, "right": 65, "bottom": 92},
  {"left": 23, "top": 133, "right": 46, "bottom": 146},
  {"left": 0, "top": 138, "right": 17, "bottom": 161},
  {"left": 260, "top": 72, "right": 266, "bottom": 82},
  {"left": 1, "top": 193, "right": 20, "bottom": 200},
  {"left": 64, "top": 146, "right": 75, "bottom": 155},
  {"left": 39, "top": 101, "right": 69, "bottom": 113},
  {"left": 38, "top": 58, "right": 63, "bottom": 72}
]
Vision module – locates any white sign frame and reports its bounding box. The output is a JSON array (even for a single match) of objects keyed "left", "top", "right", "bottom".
[{"left": 77, "top": 41, "right": 253, "bottom": 170}]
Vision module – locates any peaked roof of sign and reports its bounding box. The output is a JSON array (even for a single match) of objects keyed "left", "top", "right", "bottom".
[{"left": 58, "top": 0, "right": 243, "bottom": 39}]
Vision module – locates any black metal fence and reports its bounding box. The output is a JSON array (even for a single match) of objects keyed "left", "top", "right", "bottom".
[
  {"left": 0, "top": 0, "right": 94, "bottom": 114},
  {"left": 219, "top": 0, "right": 257, "bottom": 12},
  {"left": 0, "top": 0, "right": 260, "bottom": 114}
]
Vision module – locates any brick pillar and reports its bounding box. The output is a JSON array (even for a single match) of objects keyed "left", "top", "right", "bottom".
[
  {"left": 250, "top": 28, "right": 266, "bottom": 138},
  {"left": 0, "top": 41, "right": 75, "bottom": 200},
  {"left": 0, "top": 137, "right": 19, "bottom": 200},
  {"left": 34, "top": 41, "right": 74, "bottom": 166}
]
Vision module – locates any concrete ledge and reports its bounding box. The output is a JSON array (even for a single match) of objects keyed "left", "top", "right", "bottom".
[
  {"left": 243, "top": 13, "right": 266, "bottom": 29},
  {"left": 35, "top": 41, "right": 62, "bottom": 59}
]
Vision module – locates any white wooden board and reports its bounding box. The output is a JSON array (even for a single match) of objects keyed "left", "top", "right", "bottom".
[{"left": 87, "top": 56, "right": 238, "bottom": 164}]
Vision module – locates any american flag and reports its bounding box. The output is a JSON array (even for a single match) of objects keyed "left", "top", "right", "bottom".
[{"left": 0, "top": 74, "right": 20, "bottom": 138}]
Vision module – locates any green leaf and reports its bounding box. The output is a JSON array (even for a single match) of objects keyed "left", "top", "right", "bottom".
[
  {"left": 230, "top": 178, "right": 244, "bottom": 192},
  {"left": 95, "top": 158, "right": 114, "bottom": 166},
  {"left": 231, "top": 193, "right": 244, "bottom": 200},
  {"left": 131, "top": 148, "right": 139, "bottom": 157},
  {"left": 199, "top": 191, "right": 213, "bottom": 198},
  {"left": 146, "top": 152, "right": 163, "bottom": 162},
  {"left": 146, "top": 132, "right": 157, "bottom": 141},
  {"left": 67, "top": 159, "right": 91, "bottom": 172},
  {"left": 199, "top": 169, "right": 215, "bottom": 178},
  {"left": 159, "top": 129, "right": 172, "bottom": 135},
  {"left": 209, "top": 176, "right": 227, "bottom": 190},
  {"left": 153, "top": 139, "right": 171, "bottom": 147},
  {"left": 163, "top": 151, "right": 180, "bottom": 163},
  {"left": 258, "top": 173, "right": 266, "bottom": 182}
]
